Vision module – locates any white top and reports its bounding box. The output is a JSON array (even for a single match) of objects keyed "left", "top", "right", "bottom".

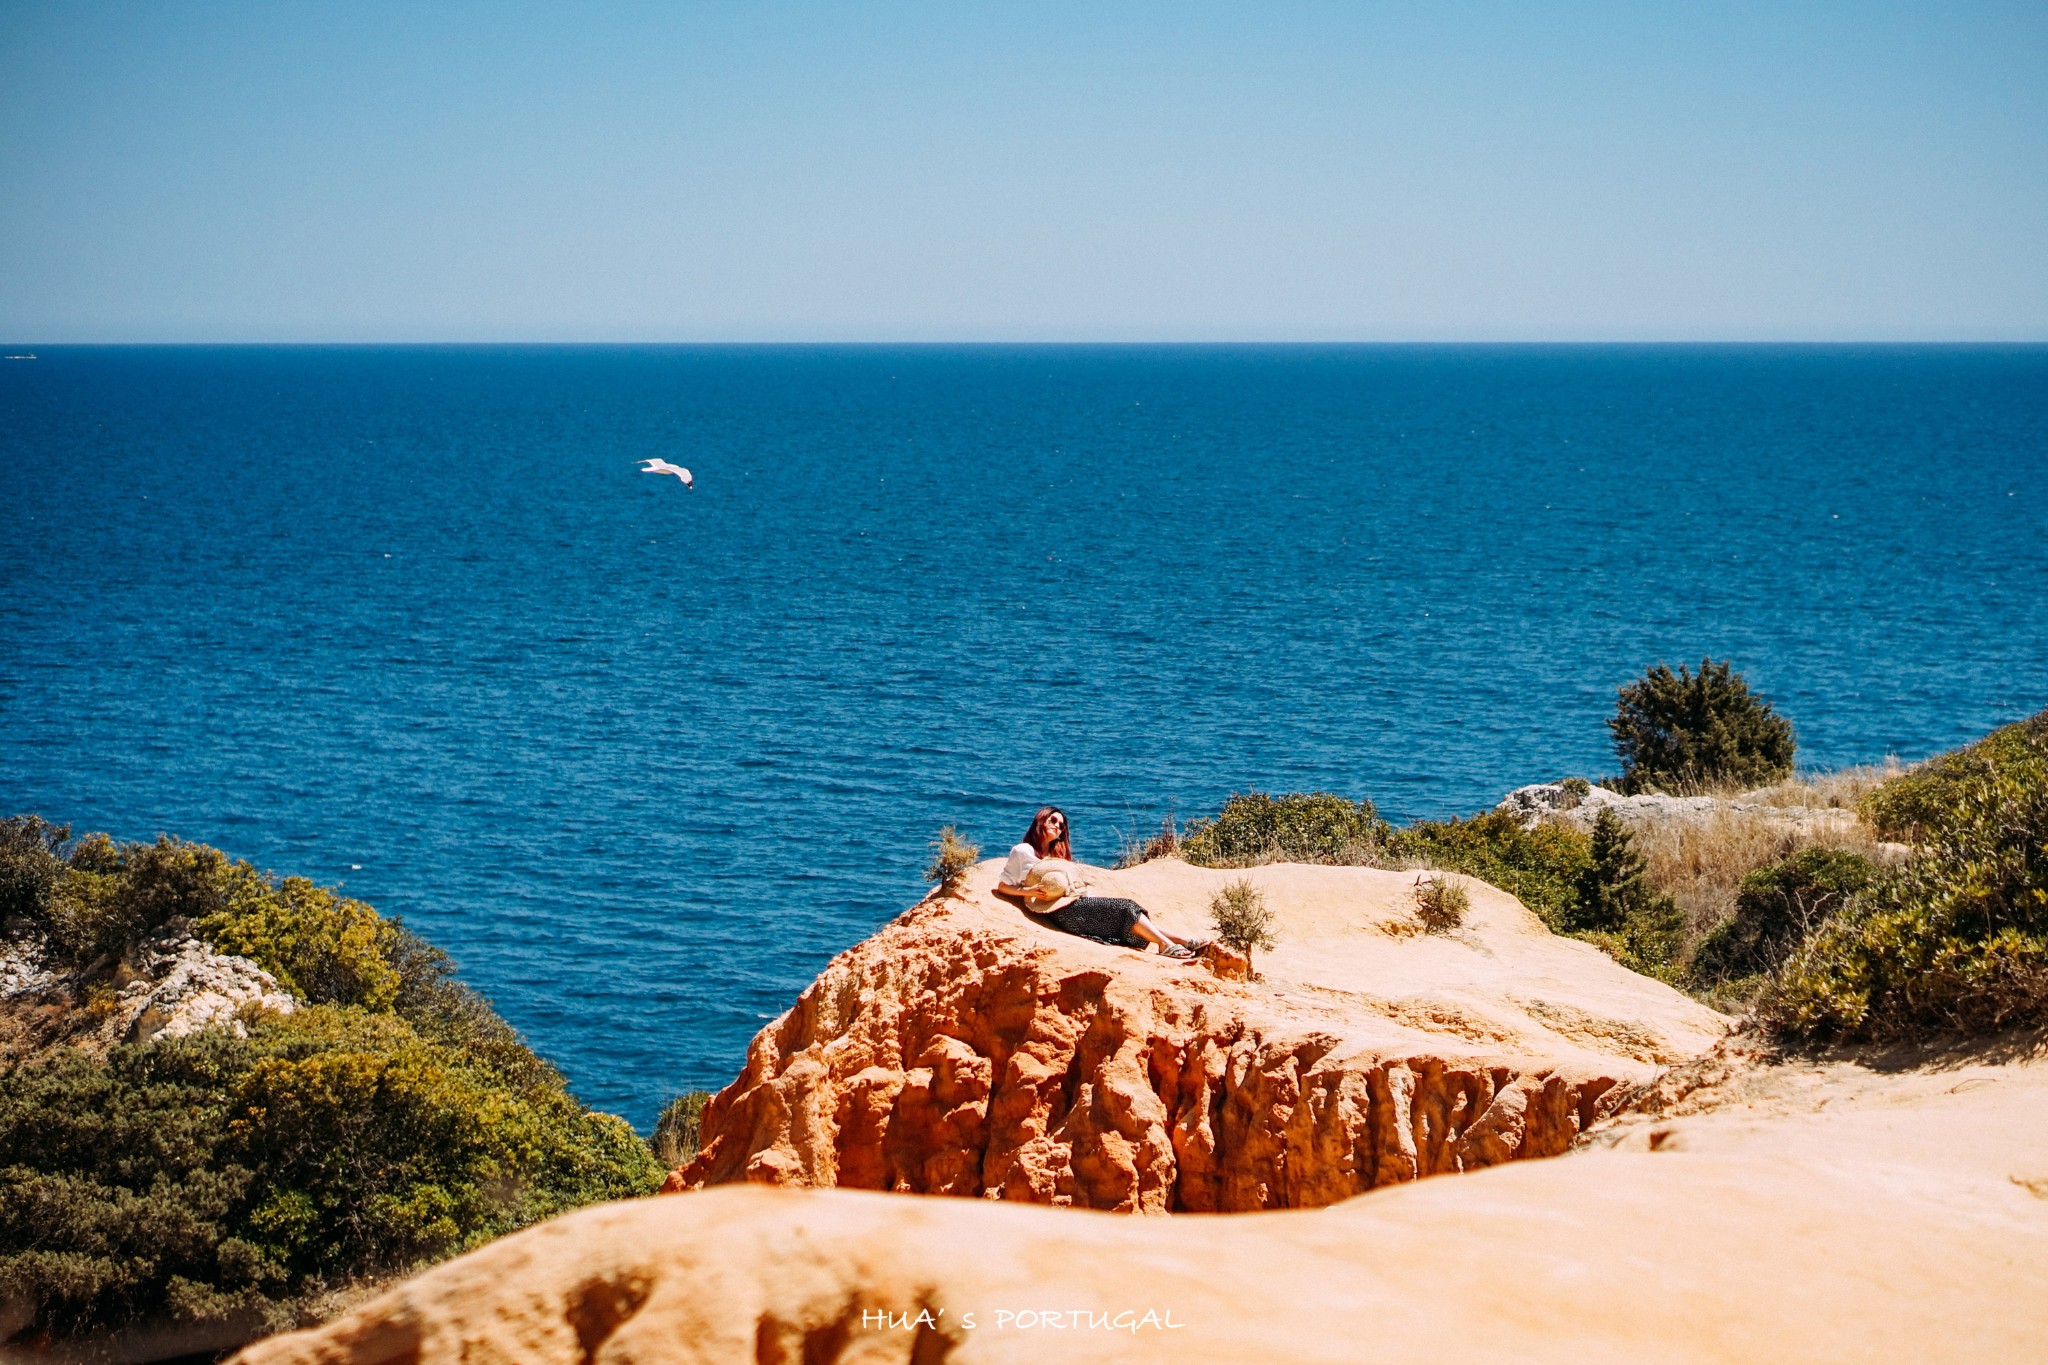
[{"left": 1002, "top": 842, "right": 1039, "bottom": 887}]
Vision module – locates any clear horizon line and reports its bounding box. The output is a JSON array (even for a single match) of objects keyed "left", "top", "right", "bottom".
[{"left": 6, "top": 337, "right": 2048, "bottom": 349}]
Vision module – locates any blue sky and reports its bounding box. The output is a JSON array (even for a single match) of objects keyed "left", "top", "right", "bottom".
[{"left": 2, "top": 1, "right": 2044, "bottom": 341}]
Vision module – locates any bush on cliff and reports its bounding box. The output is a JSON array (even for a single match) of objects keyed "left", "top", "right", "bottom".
[
  {"left": 1180, "top": 792, "right": 1391, "bottom": 867},
  {"left": 0, "top": 822, "right": 664, "bottom": 1342},
  {"left": 1610, "top": 660, "right": 1796, "bottom": 794},
  {"left": 1691, "top": 847, "right": 1875, "bottom": 991},
  {"left": 1759, "top": 719, "right": 2048, "bottom": 1043},
  {"left": 1208, "top": 879, "right": 1278, "bottom": 969},
  {"left": 1412, "top": 876, "right": 1468, "bottom": 934},
  {"left": 922, "top": 826, "right": 979, "bottom": 898},
  {"left": 0, "top": 816, "right": 69, "bottom": 927},
  {"left": 1860, "top": 708, "right": 2048, "bottom": 840}
]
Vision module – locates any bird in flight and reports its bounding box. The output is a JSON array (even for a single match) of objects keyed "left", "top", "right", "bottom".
[{"left": 639, "top": 459, "right": 694, "bottom": 489}]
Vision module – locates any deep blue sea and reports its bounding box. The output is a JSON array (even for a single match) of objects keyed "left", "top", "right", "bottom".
[{"left": 3, "top": 345, "right": 2045, "bottom": 1124}]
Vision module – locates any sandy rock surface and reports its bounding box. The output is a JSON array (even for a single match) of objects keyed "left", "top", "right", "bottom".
[
  {"left": 673, "top": 858, "right": 1727, "bottom": 1210},
  {"left": 231, "top": 1042, "right": 2048, "bottom": 1365}
]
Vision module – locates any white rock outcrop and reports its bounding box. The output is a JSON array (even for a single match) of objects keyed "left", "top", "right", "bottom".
[
  {"left": 113, "top": 922, "right": 296, "bottom": 1042},
  {"left": 1496, "top": 780, "right": 1866, "bottom": 836},
  {"left": 0, "top": 936, "right": 62, "bottom": 1002},
  {"left": 1, "top": 920, "right": 295, "bottom": 1054}
]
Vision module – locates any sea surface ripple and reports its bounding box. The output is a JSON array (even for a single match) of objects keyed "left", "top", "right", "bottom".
[{"left": 3, "top": 345, "right": 2044, "bottom": 1124}]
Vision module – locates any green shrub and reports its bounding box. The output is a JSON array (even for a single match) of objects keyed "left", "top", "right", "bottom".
[
  {"left": 0, "top": 816, "right": 70, "bottom": 927},
  {"left": 1861, "top": 708, "right": 2048, "bottom": 840},
  {"left": 1180, "top": 792, "right": 1390, "bottom": 867},
  {"left": 1208, "top": 879, "right": 1278, "bottom": 967},
  {"left": 1610, "top": 659, "right": 1796, "bottom": 794},
  {"left": 1760, "top": 723, "right": 2048, "bottom": 1043},
  {"left": 1413, "top": 876, "right": 1469, "bottom": 934},
  {"left": 1691, "top": 847, "right": 1875, "bottom": 988},
  {"left": 195, "top": 875, "right": 400, "bottom": 1012},
  {"left": 0, "top": 1008, "right": 660, "bottom": 1339},
  {"left": 11, "top": 831, "right": 403, "bottom": 1011},
  {"left": 651, "top": 1091, "right": 712, "bottom": 1169},
  {"left": 922, "top": 826, "right": 980, "bottom": 897},
  {"left": 382, "top": 925, "right": 564, "bottom": 1096},
  {"left": 0, "top": 824, "right": 664, "bottom": 1342},
  {"left": 1389, "top": 811, "right": 1590, "bottom": 931}
]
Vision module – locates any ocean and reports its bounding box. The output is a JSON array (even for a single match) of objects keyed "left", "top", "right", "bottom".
[{"left": 3, "top": 344, "right": 2044, "bottom": 1124}]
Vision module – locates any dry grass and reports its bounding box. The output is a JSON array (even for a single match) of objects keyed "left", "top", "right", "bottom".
[
  {"left": 1620, "top": 766, "right": 1902, "bottom": 958},
  {"left": 1630, "top": 806, "right": 1887, "bottom": 951},
  {"left": 1115, "top": 817, "right": 1181, "bottom": 869},
  {"left": 923, "top": 826, "right": 980, "bottom": 897},
  {"left": 1743, "top": 763, "right": 1903, "bottom": 811},
  {"left": 1413, "top": 876, "right": 1469, "bottom": 934},
  {"left": 651, "top": 1090, "right": 711, "bottom": 1168}
]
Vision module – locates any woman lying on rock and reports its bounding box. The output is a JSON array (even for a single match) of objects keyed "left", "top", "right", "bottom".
[{"left": 996, "top": 805, "right": 1210, "bottom": 959}]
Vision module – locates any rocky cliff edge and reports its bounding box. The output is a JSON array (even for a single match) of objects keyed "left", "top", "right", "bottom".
[
  {"left": 671, "top": 857, "right": 1727, "bottom": 1210},
  {"left": 229, "top": 1039, "right": 2048, "bottom": 1365}
]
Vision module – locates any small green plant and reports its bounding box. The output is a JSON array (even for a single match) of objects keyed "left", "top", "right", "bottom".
[
  {"left": 1180, "top": 792, "right": 1390, "bottom": 868},
  {"left": 1413, "top": 876, "right": 1469, "bottom": 934},
  {"left": 651, "top": 1090, "right": 712, "bottom": 1169},
  {"left": 1691, "top": 846, "right": 1874, "bottom": 989},
  {"left": 1209, "top": 878, "right": 1278, "bottom": 969},
  {"left": 1609, "top": 659, "right": 1796, "bottom": 794},
  {"left": 922, "top": 825, "right": 980, "bottom": 897}
]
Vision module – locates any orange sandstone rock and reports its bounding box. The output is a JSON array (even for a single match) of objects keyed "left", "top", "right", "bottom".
[
  {"left": 230, "top": 1049, "right": 2048, "bottom": 1365},
  {"left": 673, "top": 858, "right": 1727, "bottom": 1211}
]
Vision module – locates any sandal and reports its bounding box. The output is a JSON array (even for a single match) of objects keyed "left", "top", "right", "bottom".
[{"left": 1162, "top": 943, "right": 1198, "bottom": 960}]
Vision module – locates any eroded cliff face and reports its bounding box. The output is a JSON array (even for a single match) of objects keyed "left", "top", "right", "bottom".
[
  {"left": 674, "top": 858, "right": 1728, "bottom": 1211},
  {"left": 231, "top": 1047, "right": 2048, "bottom": 1365}
]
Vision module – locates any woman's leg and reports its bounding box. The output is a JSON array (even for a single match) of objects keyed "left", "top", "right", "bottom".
[
  {"left": 1128, "top": 913, "right": 1175, "bottom": 949},
  {"left": 1132, "top": 913, "right": 1210, "bottom": 950}
]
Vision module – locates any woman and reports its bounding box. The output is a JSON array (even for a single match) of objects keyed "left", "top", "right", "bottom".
[{"left": 996, "top": 806, "right": 1209, "bottom": 959}]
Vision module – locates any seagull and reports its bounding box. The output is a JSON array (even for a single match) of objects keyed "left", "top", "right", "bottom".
[{"left": 639, "top": 459, "right": 694, "bottom": 489}]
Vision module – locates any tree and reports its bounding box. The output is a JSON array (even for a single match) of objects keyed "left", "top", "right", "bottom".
[
  {"left": 1609, "top": 659, "right": 1795, "bottom": 794},
  {"left": 1567, "top": 809, "right": 1687, "bottom": 977}
]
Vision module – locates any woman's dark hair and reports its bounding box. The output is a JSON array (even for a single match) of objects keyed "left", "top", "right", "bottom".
[{"left": 1025, "top": 806, "right": 1072, "bottom": 860}]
